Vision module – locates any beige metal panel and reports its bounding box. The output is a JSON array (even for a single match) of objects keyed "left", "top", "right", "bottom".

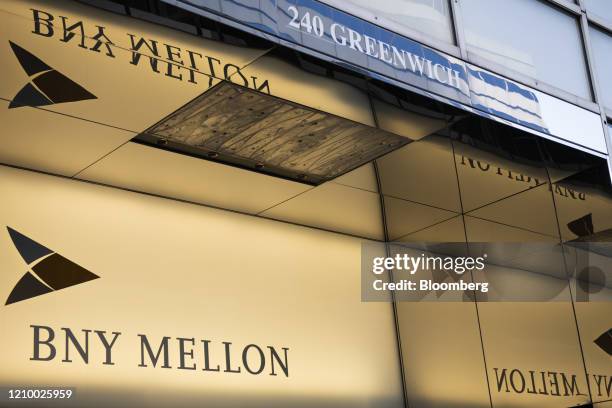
[
  {"left": 464, "top": 216, "right": 559, "bottom": 242},
  {"left": 466, "top": 183, "right": 560, "bottom": 237},
  {"left": 395, "top": 302, "right": 492, "bottom": 408},
  {"left": 77, "top": 142, "right": 311, "bottom": 215},
  {"left": 396, "top": 215, "right": 466, "bottom": 242},
  {"left": 371, "top": 98, "right": 448, "bottom": 141},
  {"left": 388, "top": 213, "right": 490, "bottom": 407},
  {"left": 0, "top": 165, "right": 404, "bottom": 407},
  {"left": 573, "top": 281, "right": 612, "bottom": 405},
  {"left": 0, "top": 100, "right": 135, "bottom": 176},
  {"left": 552, "top": 183, "right": 612, "bottom": 242},
  {"left": 384, "top": 196, "right": 458, "bottom": 241},
  {"left": 260, "top": 182, "right": 384, "bottom": 240},
  {"left": 478, "top": 301, "right": 592, "bottom": 408},
  {"left": 471, "top": 248, "right": 604, "bottom": 407},
  {"left": 237, "top": 53, "right": 376, "bottom": 126},
  {"left": 331, "top": 163, "right": 378, "bottom": 193},
  {"left": 0, "top": 0, "right": 270, "bottom": 131},
  {"left": 546, "top": 166, "right": 588, "bottom": 184},
  {"left": 453, "top": 141, "right": 551, "bottom": 213},
  {"left": 377, "top": 135, "right": 462, "bottom": 212}
]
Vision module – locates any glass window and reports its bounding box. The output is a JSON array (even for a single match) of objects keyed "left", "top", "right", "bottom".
[
  {"left": 589, "top": 26, "right": 612, "bottom": 109},
  {"left": 585, "top": 0, "right": 612, "bottom": 23},
  {"left": 340, "top": 0, "right": 455, "bottom": 44},
  {"left": 460, "top": 0, "right": 592, "bottom": 99}
]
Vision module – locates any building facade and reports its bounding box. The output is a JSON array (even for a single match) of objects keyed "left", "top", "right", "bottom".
[{"left": 0, "top": 0, "right": 611, "bottom": 407}]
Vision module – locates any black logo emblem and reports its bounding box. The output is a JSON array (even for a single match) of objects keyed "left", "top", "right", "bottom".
[
  {"left": 595, "top": 329, "right": 612, "bottom": 356},
  {"left": 8, "top": 41, "right": 96, "bottom": 109},
  {"left": 5, "top": 227, "right": 99, "bottom": 305}
]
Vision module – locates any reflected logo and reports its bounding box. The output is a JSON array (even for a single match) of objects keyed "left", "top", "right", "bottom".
[
  {"left": 5, "top": 227, "right": 99, "bottom": 305},
  {"left": 594, "top": 329, "right": 612, "bottom": 356},
  {"left": 8, "top": 41, "right": 96, "bottom": 109}
]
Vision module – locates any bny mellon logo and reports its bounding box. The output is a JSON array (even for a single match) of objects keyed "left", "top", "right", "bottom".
[
  {"left": 595, "top": 329, "right": 612, "bottom": 357},
  {"left": 5, "top": 227, "right": 99, "bottom": 305},
  {"left": 8, "top": 41, "right": 96, "bottom": 109}
]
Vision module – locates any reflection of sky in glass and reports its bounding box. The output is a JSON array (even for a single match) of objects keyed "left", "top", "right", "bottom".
[
  {"left": 341, "top": 0, "right": 454, "bottom": 44},
  {"left": 536, "top": 90, "right": 607, "bottom": 153},
  {"left": 460, "top": 0, "right": 591, "bottom": 99},
  {"left": 584, "top": 0, "right": 612, "bottom": 22},
  {"left": 589, "top": 27, "right": 612, "bottom": 110}
]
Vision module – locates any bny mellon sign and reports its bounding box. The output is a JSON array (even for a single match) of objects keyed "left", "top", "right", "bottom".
[
  {"left": 27, "top": 8, "right": 271, "bottom": 93},
  {"left": 30, "top": 325, "right": 290, "bottom": 377}
]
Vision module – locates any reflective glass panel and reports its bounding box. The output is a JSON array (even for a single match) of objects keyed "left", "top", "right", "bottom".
[
  {"left": 585, "top": 0, "right": 612, "bottom": 22},
  {"left": 340, "top": 0, "right": 455, "bottom": 44},
  {"left": 460, "top": 0, "right": 592, "bottom": 99},
  {"left": 589, "top": 26, "right": 612, "bottom": 109}
]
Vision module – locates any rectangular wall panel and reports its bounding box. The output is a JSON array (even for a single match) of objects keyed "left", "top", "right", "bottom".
[{"left": 0, "top": 165, "right": 404, "bottom": 408}]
